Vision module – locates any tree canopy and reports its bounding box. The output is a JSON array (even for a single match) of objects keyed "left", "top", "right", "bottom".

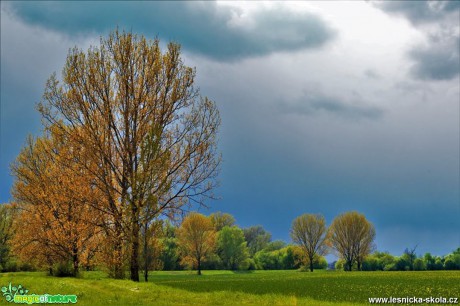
[{"left": 17, "top": 29, "right": 221, "bottom": 281}]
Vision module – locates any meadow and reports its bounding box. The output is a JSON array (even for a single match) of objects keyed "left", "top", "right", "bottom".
[{"left": 1, "top": 270, "right": 458, "bottom": 305}]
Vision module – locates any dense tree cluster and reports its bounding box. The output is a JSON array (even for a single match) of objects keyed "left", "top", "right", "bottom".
[
  {"left": 6, "top": 30, "right": 221, "bottom": 281},
  {"left": 351, "top": 248, "right": 460, "bottom": 271}
]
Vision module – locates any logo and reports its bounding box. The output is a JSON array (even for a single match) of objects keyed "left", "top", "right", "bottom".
[{"left": 1, "top": 283, "right": 77, "bottom": 304}]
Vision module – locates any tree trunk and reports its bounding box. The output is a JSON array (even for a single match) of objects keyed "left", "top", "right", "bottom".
[
  {"left": 130, "top": 204, "right": 140, "bottom": 282},
  {"left": 346, "top": 260, "right": 352, "bottom": 271},
  {"left": 309, "top": 256, "right": 314, "bottom": 272},
  {"left": 73, "top": 253, "right": 79, "bottom": 276},
  {"left": 130, "top": 220, "right": 139, "bottom": 282},
  {"left": 113, "top": 225, "right": 124, "bottom": 279},
  {"left": 197, "top": 258, "right": 202, "bottom": 275},
  {"left": 143, "top": 223, "right": 149, "bottom": 282}
]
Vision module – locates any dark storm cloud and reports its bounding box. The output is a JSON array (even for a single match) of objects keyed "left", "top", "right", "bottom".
[
  {"left": 278, "top": 92, "right": 383, "bottom": 120},
  {"left": 374, "top": 0, "right": 460, "bottom": 81},
  {"left": 7, "top": 1, "right": 336, "bottom": 61},
  {"left": 410, "top": 35, "right": 460, "bottom": 80},
  {"left": 376, "top": 0, "right": 460, "bottom": 25}
]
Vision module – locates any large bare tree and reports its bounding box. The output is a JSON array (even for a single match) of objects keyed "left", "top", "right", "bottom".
[
  {"left": 38, "top": 29, "right": 221, "bottom": 281},
  {"left": 290, "top": 214, "right": 328, "bottom": 272}
]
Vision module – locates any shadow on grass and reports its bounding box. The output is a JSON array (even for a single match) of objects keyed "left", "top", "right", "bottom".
[{"left": 230, "top": 270, "right": 255, "bottom": 274}]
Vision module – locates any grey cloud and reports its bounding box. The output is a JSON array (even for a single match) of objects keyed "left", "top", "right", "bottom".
[
  {"left": 409, "top": 35, "right": 460, "bottom": 80},
  {"left": 6, "top": 1, "right": 336, "bottom": 61},
  {"left": 376, "top": 0, "right": 459, "bottom": 25},
  {"left": 279, "top": 92, "right": 384, "bottom": 120},
  {"left": 374, "top": 0, "right": 459, "bottom": 81},
  {"left": 364, "top": 69, "right": 381, "bottom": 79}
]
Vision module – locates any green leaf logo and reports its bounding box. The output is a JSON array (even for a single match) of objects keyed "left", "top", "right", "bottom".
[{"left": 1, "top": 282, "right": 29, "bottom": 303}]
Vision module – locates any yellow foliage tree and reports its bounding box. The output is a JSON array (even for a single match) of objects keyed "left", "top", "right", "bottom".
[
  {"left": 290, "top": 213, "right": 328, "bottom": 272},
  {"left": 328, "top": 211, "right": 376, "bottom": 271},
  {"left": 176, "top": 213, "right": 216, "bottom": 275},
  {"left": 11, "top": 126, "right": 103, "bottom": 276},
  {"left": 38, "top": 29, "right": 221, "bottom": 281}
]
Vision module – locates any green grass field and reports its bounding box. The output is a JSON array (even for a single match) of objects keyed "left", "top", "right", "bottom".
[{"left": 1, "top": 270, "right": 459, "bottom": 305}]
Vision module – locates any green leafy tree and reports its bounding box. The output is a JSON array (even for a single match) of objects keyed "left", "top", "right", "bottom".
[
  {"left": 444, "top": 248, "right": 460, "bottom": 270},
  {"left": 424, "top": 253, "right": 435, "bottom": 270},
  {"left": 413, "top": 258, "right": 426, "bottom": 271},
  {"left": 160, "top": 222, "right": 181, "bottom": 271},
  {"left": 403, "top": 245, "right": 418, "bottom": 271},
  {"left": 264, "top": 240, "right": 286, "bottom": 252},
  {"left": 0, "top": 204, "right": 15, "bottom": 270},
  {"left": 362, "top": 252, "right": 396, "bottom": 271},
  {"left": 433, "top": 257, "right": 444, "bottom": 270},
  {"left": 243, "top": 226, "right": 271, "bottom": 256},
  {"left": 209, "top": 212, "right": 235, "bottom": 232},
  {"left": 217, "top": 226, "right": 249, "bottom": 270},
  {"left": 254, "top": 249, "right": 285, "bottom": 270}
]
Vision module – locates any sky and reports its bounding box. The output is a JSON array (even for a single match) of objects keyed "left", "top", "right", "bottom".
[{"left": 1, "top": 1, "right": 459, "bottom": 258}]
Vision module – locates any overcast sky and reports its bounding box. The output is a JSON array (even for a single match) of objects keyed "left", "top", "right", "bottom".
[{"left": 1, "top": 1, "right": 459, "bottom": 257}]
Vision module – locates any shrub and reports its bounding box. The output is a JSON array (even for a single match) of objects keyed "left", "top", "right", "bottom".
[
  {"left": 335, "top": 259, "right": 345, "bottom": 270},
  {"left": 19, "top": 262, "right": 36, "bottom": 272},
  {"left": 3, "top": 261, "right": 18, "bottom": 272},
  {"left": 54, "top": 261, "right": 77, "bottom": 277}
]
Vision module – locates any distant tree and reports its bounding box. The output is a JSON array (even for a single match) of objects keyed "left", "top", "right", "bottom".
[
  {"left": 0, "top": 204, "right": 16, "bottom": 270},
  {"left": 444, "top": 258, "right": 456, "bottom": 270},
  {"left": 413, "top": 258, "right": 426, "bottom": 271},
  {"left": 433, "top": 257, "right": 444, "bottom": 270},
  {"left": 210, "top": 212, "right": 235, "bottom": 231},
  {"left": 395, "top": 257, "right": 409, "bottom": 271},
  {"left": 176, "top": 213, "right": 216, "bottom": 275},
  {"left": 362, "top": 256, "right": 379, "bottom": 271},
  {"left": 362, "top": 252, "right": 396, "bottom": 271},
  {"left": 254, "top": 250, "right": 283, "bottom": 270},
  {"left": 290, "top": 214, "right": 328, "bottom": 272},
  {"left": 160, "top": 221, "right": 181, "bottom": 270},
  {"left": 264, "top": 240, "right": 287, "bottom": 252},
  {"left": 283, "top": 246, "right": 303, "bottom": 269},
  {"left": 424, "top": 253, "right": 435, "bottom": 270},
  {"left": 243, "top": 226, "right": 271, "bottom": 256},
  {"left": 335, "top": 259, "right": 345, "bottom": 270},
  {"left": 217, "top": 226, "right": 249, "bottom": 270},
  {"left": 328, "top": 211, "right": 376, "bottom": 271},
  {"left": 445, "top": 248, "right": 460, "bottom": 270},
  {"left": 403, "top": 245, "right": 418, "bottom": 271}
]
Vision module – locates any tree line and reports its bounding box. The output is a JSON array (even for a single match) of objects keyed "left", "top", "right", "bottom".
[
  {"left": 2, "top": 205, "right": 458, "bottom": 276},
  {"left": 336, "top": 248, "right": 460, "bottom": 271}
]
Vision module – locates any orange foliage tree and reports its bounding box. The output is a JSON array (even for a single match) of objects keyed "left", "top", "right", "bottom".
[{"left": 11, "top": 126, "right": 103, "bottom": 276}]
